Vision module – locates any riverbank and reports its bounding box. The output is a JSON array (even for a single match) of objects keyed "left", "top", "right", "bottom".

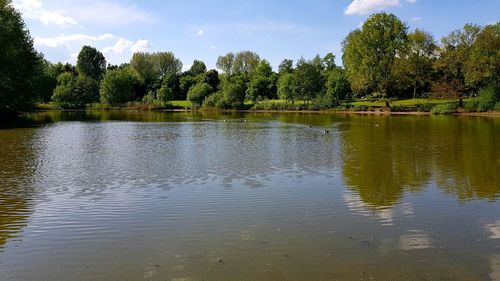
[{"left": 31, "top": 104, "right": 500, "bottom": 118}]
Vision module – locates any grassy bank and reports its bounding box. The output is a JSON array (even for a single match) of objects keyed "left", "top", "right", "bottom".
[{"left": 36, "top": 97, "right": 500, "bottom": 116}]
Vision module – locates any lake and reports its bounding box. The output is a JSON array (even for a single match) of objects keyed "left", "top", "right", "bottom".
[{"left": 0, "top": 110, "right": 499, "bottom": 281}]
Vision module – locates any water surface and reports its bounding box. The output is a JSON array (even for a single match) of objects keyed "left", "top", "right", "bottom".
[{"left": 1, "top": 111, "right": 499, "bottom": 280}]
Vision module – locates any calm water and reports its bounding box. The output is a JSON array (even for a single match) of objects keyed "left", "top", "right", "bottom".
[{"left": 0, "top": 111, "right": 499, "bottom": 281}]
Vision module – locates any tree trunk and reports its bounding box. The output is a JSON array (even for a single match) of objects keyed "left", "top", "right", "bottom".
[{"left": 413, "top": 77, "right": 418, "bottom": 99}]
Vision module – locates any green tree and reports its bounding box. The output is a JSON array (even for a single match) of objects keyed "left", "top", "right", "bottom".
[
  {"left": 323, "top": 68, "right": 350, "bottom": 106},
  {"left": 216, "top": 52, "right": 235, "bottom": 75},
  {"left": 406, "top": 29, "right": 436, "bottom": 99},
  {"left": 342, "top": 13, "right": 408, "bottom": 102},
  {"left": 130, "top": 52, "right": 159, "bottom": 85},
  {"left": 187, "top": 83, "right": 213, "bottom": 108},
  {"left": 76, "top": 46, "right": 106, "bottom": 80},
  {"left": 0, "top": 0, "right": 42, "bottom": 113},
  {"left": 433, "top": 24, "right": 482, "bottom": 98},
  {"left": 464, "top": 22, "right": 500, "bottom": 89},
  {"left": 204, "top": 69, "right": 220, "bottom": 91},
  {"left": 155, "top": 51, "right": 183, "bottom": 78},
  {"left": 52, "top": 73, "right": 98, "bottom": 108},
  {"left": 322, "top": 53, "right": 337, "bottom": 71},
  {"left": 180, "top": 75, "right": 200, "bottom": 100},
  {"left": 233, "top": 51, "right": 261, "bottom": 74},
  {"left": 277, "top": 73, "right": 298, "bottom": 104},
  {"left": 278, "top": 59, "right": 294, "bottom": 74},
  {"left": 99, "top": 68, "right": 133, "bottom": 105},
  {"left": 189, "top": 60, "right": 207, "bottom": 76},
  {"left": 294, "top": 57, "right": 324, "bottom": 102},
  {"left": 221, "top": 76, "right": 246, "bottom": 108},
  {"left": 246, "top": 60, "right": 275, "bottom": 101}
]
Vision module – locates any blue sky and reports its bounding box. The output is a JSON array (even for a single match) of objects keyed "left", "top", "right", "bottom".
[{"left": 13, "top": 0, "right": 500, "bottom": 70}]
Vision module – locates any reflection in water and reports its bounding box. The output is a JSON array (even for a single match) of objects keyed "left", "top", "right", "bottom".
[
  {"left": 0, "top": 129, "right": 36, "bottom": 250},
  {"left": 0, "top": 111, "right": 498, "bottom": 281},
  {"left": 398, "top": 230, "right": 433, "bottom": 250},
  {"left": 486, "top": 221, "right": 500, "bottom": 239},
  {"left": 341, "top": 116, "right": 500, "bottom": 208},
  {"left": 492, "top": 256, "right": 500, "bottom": 281}
]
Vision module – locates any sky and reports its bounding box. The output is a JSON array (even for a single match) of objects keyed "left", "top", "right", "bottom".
[{"left": 13, "top": 0, "right": 500, "bottom": 70}]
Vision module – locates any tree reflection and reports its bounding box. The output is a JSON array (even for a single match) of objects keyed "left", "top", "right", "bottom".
[
  {"left": 0, "top": 129, "right": 37, "bottom": 249},
  {"left": 341, "top": 116, "right": 432, "bottom": 207},
  {"left": 341, "top": 116, "right": 500, "bottom": 208}
]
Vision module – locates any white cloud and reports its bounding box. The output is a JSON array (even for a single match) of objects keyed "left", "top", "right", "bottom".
[
  {"left": 12, "top": 0, "right": 42, "bottom": 11},
  {"left": 130, "top": 39, "right": 151, "bottom": 53},
  {"left": 14, "top": 0, "right": 77, "bottom": 28},
  {"left": 412, "top": 17, "right": 422, "bottom": 22},
  {"left": 197, "top": 29, "right": 204, "bottom": 36},
  {"left": 74, "top": 2, "right": 155, "bottom": 26},
  {"left": 406, "top": 0, "right": 417, "bottom": 3},
  {"left": 40, "top": 11, "right": 77, "bottom": 27},
  {"left": 345, "top": 0, "right": 401, "bottom": 15},
  {"left": 102, "top": 38, "right": 134, "bottom": 55},
  {"left": 34, "top": 33, "right": 114, "bottom": 48}
]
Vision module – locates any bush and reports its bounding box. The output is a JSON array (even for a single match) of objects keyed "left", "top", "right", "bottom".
[
  {"left": 431, "top": 103, "right": 459, "bottom": 115},
  {"left": 99, "top": 68, "right": 133, "bottom": 105},
  {"left": 203, "top": 92, "right": 225, "bottom": 108},
  {"left": 475, "top": 85, "right": 499, "bottom": 112},
  {"left": 187, "top": 83, "right": 213, "bottom": 108},
  {"left": 495, "top": 102, "right": 500, "bottom": 112},
  {"left": 52, "top": 72, "right": 99, "bottom": 108}
]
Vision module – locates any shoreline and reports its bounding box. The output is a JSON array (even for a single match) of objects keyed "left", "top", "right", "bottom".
[
  {"left": 29, "top": 107, "right": 500, "bottom": 117},
  {"left": 160, "top": 108, "right": 500, "bottom": 117}
]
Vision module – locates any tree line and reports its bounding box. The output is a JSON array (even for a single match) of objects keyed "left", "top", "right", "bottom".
[{"left": 1, "top": 0, "right": 499, "bottom": 114}]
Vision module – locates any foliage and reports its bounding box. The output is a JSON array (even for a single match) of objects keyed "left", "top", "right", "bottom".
[
  {"left": 405, "top": 29, "right": 437, "bottom": 98},
  {"left": 278, "top": 59, "right": 294, "bottom": 74},
  {"left": 189, "top": 60, "right": 207, "bottom": 76},
  {"left": 130, "top": 51, "right": 182, "bottom": 87},
  {"left": 204, "top": 69, "right": 220, "bottom": 91},
  {"left": 431, "top": 103, "right": 459, "bottom": 115},
  {"left": 294, "top": 57, "right": 324, "bottom": 101},
  {"left": 342, "top": 13, "right": 408, "bottom": 98},
  {"left": 52, "top": 73, "right": 99, "bottom": 108},
  {"left": 218, "top": 76, "right": 247, "bottom": 108},
  {"left": 76, "top": 46, "right": 106, "bottom": 81},
  {"left": 464, "top": 22, "right": 500, "bottom": 89},
  {"left": 216, "top": 52, "right": 235, "bottom": 75},
  {"left": 0, "top": 0, "right": 42, "bottom": 113},
  {"left": 277, "top": 73, "right": 297, "bottom": 103},
  {"left": 246, "top": 60, "right": 275, "bottom": 101},
  {"left": 474, "top": 85, "right": 500, "bottom": 111},
  {"left": 322, "top": 68, "right": 350, "bottom": 106},
  {"left": 99, "top": 68, "right": 133, "bottom": 105},
  {"left": 187, "top": 83, "right": 213, "bottom": 108}
]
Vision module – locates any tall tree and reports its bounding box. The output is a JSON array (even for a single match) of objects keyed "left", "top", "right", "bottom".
[
  {"left": 233, "top": 51, "right": 261, "bottom": 74},
  {"left": 294, "top": 57, "right": 324, "bottom": 102},
  {"left": 406, "top": 29, "right": 436, "bottom": 98},
  {"left": 343, "top": 13, "right": 408, "bottom": 103},
  {"left": 155, "top": 51, "right": 182, "bottom": 78},
  {"left": 0, "top": 0, "right": 42, "bottom": 113},
  {"left": 278, "top": 59, "right": 294, "bottom": 74},
  {"left": 76, "top": 46, "right": 106, "bottom": 80},
  {"left": 99, "top": 68, "right": 133, "bottom": 105},
  {"left": 433, "top": 24, "right": 482, "bottom": 98},
  {"left": 277, "top": 73, "right": 297, "bottom": 104},
  {"left": 189, "top": 60, "right": 207, "bottom": 76},
  {"left": 464, "top": 22, "right": 500, "bottom": 89},
  {"left": 216, "top": 52, "right": 235, "bottom": 75}
]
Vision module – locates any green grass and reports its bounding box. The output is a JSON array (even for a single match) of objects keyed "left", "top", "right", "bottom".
[
  {"left": 349, "top": 98, "right": 460, "bottom": 107},
  {"left": 169, "top": 100, "right": 191, "bottom": 108}
]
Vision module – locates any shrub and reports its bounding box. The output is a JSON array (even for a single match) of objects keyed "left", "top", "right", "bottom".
[
  {"left": 187, "top": 83, "right": 213, "bottom": 108},
  {"left": 475, "top": 85, "right": 499, "bottom": 112},
  {"left": 431, "top": 103, "right": 459, "bottom": 115},
  {"left": 99, "top": 68, "right": 133, "bottom": 105}
]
